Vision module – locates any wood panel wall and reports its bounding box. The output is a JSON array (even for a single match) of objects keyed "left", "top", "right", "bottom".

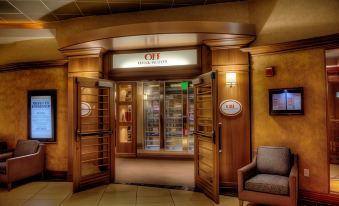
[
  {"left": 65, "top": 49, "right": 105, "bottom": 180},
  {"left": 211, "top": 49, "right": 251, "bottom": 188}
]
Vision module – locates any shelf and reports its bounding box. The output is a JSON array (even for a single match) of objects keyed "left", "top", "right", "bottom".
[
  {"left": 81, "top": 122, "right": 109, "bottom": 125},
  {"left": 197, "top": 91, "right": 212, "bottom": 95},
  {"left": 82, "top": 157, "right": 108, "bottom": 163},
  {"left": 81, "top": 101, "right": 109, "bottom": 104},
  {"left": 82, "top": 143, "right": 109, "bottom": 148},
  {"left": 81, "top": 94, "right": 109, "bottom": 97}
]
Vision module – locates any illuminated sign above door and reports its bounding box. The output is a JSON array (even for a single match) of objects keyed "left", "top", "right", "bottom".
[{"left": 112, "top": 49, "right": 198, "bottom": 69}]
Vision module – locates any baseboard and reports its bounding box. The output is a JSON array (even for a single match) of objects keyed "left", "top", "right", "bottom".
[
  {"left": 45, "top": 170, "right": 68, "bottom": 181},
  {"left": 218, "top": 185, "right": 339, "bottom": 205},
  {"left": 299, "top": 189, "right": 339, "bottom": 205},
  {"left": 115, "top": 182, "right": 196, "bottom": 192},
  {"left": 220, "top": 182, "right": 238, "bottom": 196},
  {"left": 116, "top": 153, "right": 137, "bottom": 158},
  {"left": 136, "top": 152, "right": 194, "bottom": 160}
]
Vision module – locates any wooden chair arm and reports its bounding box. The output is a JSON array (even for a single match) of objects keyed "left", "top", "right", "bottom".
[
  {"left": 289, "top": 155, "right": 298, "bottom": 206},
  {"left": 0, "top": 152, "right": 13, "bottom": 162},
  {"left": 238, "top": 156, "right": 257, "bottom": 192}
]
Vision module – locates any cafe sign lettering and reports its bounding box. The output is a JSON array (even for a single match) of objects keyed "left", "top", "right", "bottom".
[
  {"left": 219, "top": 99, "right": 242, "bottom": 116},
  {"left": 112, "top": 49, "right": 197, "bottom": 69}
]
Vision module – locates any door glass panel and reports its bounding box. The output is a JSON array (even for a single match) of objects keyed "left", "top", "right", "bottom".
[
  {"left": 195, "top": 84, "right": 213, "bottom": 135},
  {"left": 79, "top": 86, "right": 111, "bottom": 178},
  {"left": 194, "top": 72, "right": 219, "bottom": 203},
  {"left": 144, "top": 83, "right": 161, "bottom": 150},
  {"left": 81, "top": 135, "right": 109, "bottom": 177},
  {"left": 328, "top": 80, "right": 339, "bottom": 192}
]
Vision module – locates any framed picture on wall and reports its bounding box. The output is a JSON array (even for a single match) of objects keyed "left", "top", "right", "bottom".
[{"left": 27, "top": 90, "right": 57, "bottom": 142}]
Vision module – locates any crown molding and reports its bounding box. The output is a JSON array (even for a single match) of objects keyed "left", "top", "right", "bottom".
[
  {"left": 242, "top": 33, "right": 339, "bottom": 56},
  {"left": 0, "top": 22, "right": 46, "bottom": 29},
  {"left": 203, "top": 36, "right": 255, "bottom": 50},
  {"left": 0, "top": 60, "right": 68, "bottom": 72},
  {"left": 60, "top": 47, "right": 106, "bottom": 58}
]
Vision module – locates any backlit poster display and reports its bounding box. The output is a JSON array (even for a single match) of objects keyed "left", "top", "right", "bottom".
[
  {"left": 286, "top": 93, "right": 302, "bottom": 110},
  {"left": 272, "top": 93, "right": 287, "bottom": 110},
  {"left": 31, "top": 96, "right": 52, "bottom": 138},
  {"left": 28, "top": 90, "right": 56, "bottom": 142},
  {"left": 269, "top": 88, "right": 304, "bottom": 115}
]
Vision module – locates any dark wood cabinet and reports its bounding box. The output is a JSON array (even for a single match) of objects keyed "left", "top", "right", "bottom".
[
  {"left": 327, "top": 66, "right": 339, "bottom": 164},
  {"left": 0, "top": 140, "right": 7, "bottom": 153}
]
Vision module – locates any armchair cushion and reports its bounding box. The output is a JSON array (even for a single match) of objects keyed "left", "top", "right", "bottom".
[
  {"left": 245, "top": 174, "right": 289, "bottom": 195},
  {"left": 13, "top": 140, "right": 39, "bottom": 157},
  {"left": 0, "top": 162, "right": 6, "bottom": 174},
  {"left": 257, "top": 146, "right": 291, "bottom": 176}
]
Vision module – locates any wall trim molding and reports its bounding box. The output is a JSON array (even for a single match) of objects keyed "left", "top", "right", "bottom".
[
  {"left": 45, "top": 170, "right": 68, "bottom": 180},
  {"left": 60, "top": 47, "right": 106, "bottom": 58},
  {"left": 299, "top": 189, "right": 339, "bottom": 205},
  {"left": 203, "top": 36, "right": 255, "bottom": 50},
  {"left": 218, "top": 187, "right": 339, "bottom": 205},
  {"left": 242, "top": 33, "right": 339, "bottom": 56},
  {"left": 0, "top": 22, "right": 45, "bottom": 29},
  {"left": 0, "top": 60, "right": 68, "bottom": 72}
]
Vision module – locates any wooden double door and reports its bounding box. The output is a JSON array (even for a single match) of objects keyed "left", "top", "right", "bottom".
[
  {"left": 72, "top": 73, "right": 220, "bottom": 203},
  {"left": 72, "top": 77, "right": 115, "bottom": 192}
]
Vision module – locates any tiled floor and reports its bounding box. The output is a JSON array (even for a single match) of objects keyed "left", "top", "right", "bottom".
[
  {"left": 115, "top": 158, "right": 194, "bottom": 187},
  {"left": 330, "top": 164, "right": 339, "bottom": 192},
  {"left": 0, "top": 182, "right": 251, "bottom": 206}
]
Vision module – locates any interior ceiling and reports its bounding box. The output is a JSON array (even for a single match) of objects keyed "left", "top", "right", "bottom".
[{"left": 0, "top": 0, "right": 244, "bottom": 23}]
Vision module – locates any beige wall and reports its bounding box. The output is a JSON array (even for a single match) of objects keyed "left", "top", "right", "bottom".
[
  {"left": 249, "top": 0, "right": 339, "bottom": 46},
  {"left": 251, "top": 48, "right": 328, "bottom": 193},
  {"left": 0, "top": 67, "right": 68, "bottom": 172},
  {"left": 0, "top": 0, "right": 336, "bottom": 191},
  {"left": 0, "top": 39, "right": 64, "bottom": 65}
]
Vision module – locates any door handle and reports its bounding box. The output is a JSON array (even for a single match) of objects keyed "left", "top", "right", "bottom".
[
  {"left": 212, "top": 130, "right": 215, "bottom": 144},
  {"left": 218, "top": 122, "right": 222, "bottom": 153}
]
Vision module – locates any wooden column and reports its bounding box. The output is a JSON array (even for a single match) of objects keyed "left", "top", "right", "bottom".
[
  {"left": 211, "top": 48, "right": 251, "bottom": 190},
  {"left": 61, "top": 48, "right": 106, "bottom": 181}
]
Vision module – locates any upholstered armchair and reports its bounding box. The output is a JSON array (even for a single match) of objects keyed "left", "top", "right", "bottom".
[
  {"left": 0, "top": 140, "right": 45, "bottom": 190},
  {"left": 238, "top": 146, "right": 298, "bottom": 206}
]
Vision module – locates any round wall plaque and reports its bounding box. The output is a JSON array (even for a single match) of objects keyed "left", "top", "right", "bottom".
[
  {"left": 219, "top": 99, "right": 242, "bottom": 116},
  {"left": 81, "top": 102, "right": 91, "bottom": 117}
]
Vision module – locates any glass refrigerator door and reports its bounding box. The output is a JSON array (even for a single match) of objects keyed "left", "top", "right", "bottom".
[
  {"left": 143, "top": 83, "right": 161, "bottom": 150},
  {"left": 165, "top": 82, "right": 183, "bottom": 151},
  {"left": 188, "top": 83, "right": 194, "bottom": 151}
]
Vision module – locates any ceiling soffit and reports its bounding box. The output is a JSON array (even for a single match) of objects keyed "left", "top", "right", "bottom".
[{"left": 59, "top": 21, "right": 256, "bottom": 52}]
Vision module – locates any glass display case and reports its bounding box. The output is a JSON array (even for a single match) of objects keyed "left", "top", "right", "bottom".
[
  {"left": 188, "top": 84, "right": 194, "bottom": 151},
  {"left": 143, "top": 82, "right": 161, "bottom": 150},
  {"left": 164, "top": 82, "right": 183, "bottom": 151},
  {"left": 116, "top": 83, "right": 136, "bottom": 156},
  {"left": 140, "top": 80, "right": 194, "bottom": 154}
]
